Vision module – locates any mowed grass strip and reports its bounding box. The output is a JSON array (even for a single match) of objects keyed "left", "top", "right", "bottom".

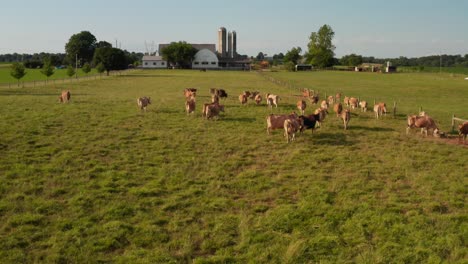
[{"left": 0, "top": 70, "right": 466, "bottom": 263}]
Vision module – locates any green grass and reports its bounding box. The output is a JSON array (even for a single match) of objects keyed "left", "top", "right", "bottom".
[
  {"left": 0, "top": 67, "right": 98, "bottom": 83},
  {"left": 0, "top": 70, "right": 466, "bottom": 263},
  {"left": 399, "top": 66, "right": 468, "bottom": 75}
]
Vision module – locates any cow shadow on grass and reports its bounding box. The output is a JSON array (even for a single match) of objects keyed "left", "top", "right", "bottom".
[
  {"left": 222, "top": 117, "right": 257, "bottom": 123},
  {"left": 306, "top": 132, "right": 356, "bottom": 146},
  {"left": 349, "top": 125, "right": 394, "bottom": 132}
]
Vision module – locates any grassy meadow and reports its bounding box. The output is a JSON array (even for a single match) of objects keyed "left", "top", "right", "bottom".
[
  {"left": 0, "top": 65, "right": 98, "bottom": 84},
  {"left": 0, "top": 70, "right": 466, "bottom": 263}
]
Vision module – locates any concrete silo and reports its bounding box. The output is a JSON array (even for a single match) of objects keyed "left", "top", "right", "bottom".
[
  {"left": 218, "top": 27, "right": 227, "bottom": 58},
  {"left": 227, "top": 31, "right": 232, "bottom": 59},
  {"left": 231, "top": 30, "right": 237, "bottom": 58}
]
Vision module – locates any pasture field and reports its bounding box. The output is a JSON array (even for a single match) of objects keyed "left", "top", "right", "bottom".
[
  {"left": 0, "top": 70, "right": 466, "bottom": 263},
  {"left": 0, "top": 67, "right": 98, "bottom": 84}
]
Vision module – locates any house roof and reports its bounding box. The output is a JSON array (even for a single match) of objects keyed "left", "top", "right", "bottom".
[
  {"left": 142, "top": 55, "right": 164, "bottom": 61},
  {"left": 159, "top": 43, "right": 216, "bottom": 53}
]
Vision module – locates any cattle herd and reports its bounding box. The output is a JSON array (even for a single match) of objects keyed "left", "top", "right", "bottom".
[{"left": 57, "top": 88, "right": 468, "bottom": 145}]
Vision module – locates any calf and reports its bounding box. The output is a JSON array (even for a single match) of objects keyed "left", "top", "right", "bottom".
[
  {"left": 359, "top": 100, "right": 368, "bottom": 112},
  {"left": 239, "top": 93, "right": 248, "bottom": 105},
  {"left": 254, "top": 94, "right": 262, "bottom": 105},
  {"left": 284, "top": 118, "right": 302, "bottom": 143},
  {"left": 185, "top": 96, "right": 196, "bottom": 115},
  {"left": 334, "top": 102, "right": 343, "bottom": 117},
  {"left": 458, "top": 122, "right": 468, "bottom": 144},
  {"left": 406, "top": 114, "right": 441, "bottom": 137},
  {"left": 341, "top": 109, "right": 351, "bottom": 130},
  {"left": 205, "top": 104, "right": 225, "bottom": 119},
  {"left": 296, "top": 100, "right": 306, "bottom": 115},
  {"left": 266, "top": 112, "right": 298, "bottom": 134},
  {"left": 266, "top": 93, "right": 279, "bottom": 108},
  {"left": 137, "top": 96, "right": 151, "bottom": 111},
  {"left": 59, "top": 90, "right": 71, "bottom": 103}
]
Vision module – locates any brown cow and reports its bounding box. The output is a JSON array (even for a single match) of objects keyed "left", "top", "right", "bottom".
[
  {"left": 314, "top": 107, "right": 328, "bottom": 128},
  {"left": 137, "top": 96, "right": 151, "bottom": 111},
  {"left": 297, "top": 100, "right": 306, "bottom": 115},
  {"left": 359, "top": 100, "right": 368, "bottom": 112},
  {"left": 302, "top": 88, "right": 312, "bottom": 98},
  {"left": 254, "top": 94, "right": 262, "bottom": 105},
  {"left": 205, "top": 104, "right": 224, "bottom": 119},
  {"left": 343, "top": 96, "right": 350, "bottom": 107},
  {"left": 373, "top": 104, "right": 384, "bottom": 119},
  {"left": 327, "top": 95, "right": 334, "bottom": 105},
  {"left": 458, "top": 122, "right": 468, "bottom": 144},
  {"left": 406, "top": 114, "right": 443, "bottom": 137},
  {"left": 59, "top": 90, "right": 71, "bottom": 103},
  {"left": 284, "top": 118, "right": 302, "bottom": 143},
  {"left": 250, "top": 91, "right": 259, "bottom": 100},
  {"left": 239, "top": 93, "right": 248, "bottom": 105},
  {"left": 266, "top": 112, "right": 298, "bottom": 134},
  {"left": 349, "top": 97, "right": 358, "bottom": 109},
  {"left": 320, "top": 100, "right": 329, "bottom": 110},
  {"left": 341, "top": 109, "right": 351, "bottom": 130},
  {"left": 334, "top": 102, "right": 343, "bottom": 117},
  {"left": 185, "top": 96, "right": 196, "bottom": 115},
  {"left": 243, "top": 91, "right": 251, "bottom": 98},
  {"left": 184, "top": 88, "right": 197, "bottom": 99}
]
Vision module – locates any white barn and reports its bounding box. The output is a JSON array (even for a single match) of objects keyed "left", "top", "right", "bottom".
[
  {"left": 192, "top": 49, "right": 219, "bottom": 69},
  {"left": 142, "top": 55, "right": 167, "bottom": 69}
]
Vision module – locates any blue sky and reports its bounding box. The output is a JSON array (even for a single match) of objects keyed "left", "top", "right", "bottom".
[{"left": 1, "top": 0, "right": 467, "bottom": 58}]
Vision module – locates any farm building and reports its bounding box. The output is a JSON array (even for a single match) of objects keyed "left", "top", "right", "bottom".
[
  {"left": 142, "top": 55, "right": 167, "bottom": 69},
  {"left": 192, "top": 49, "right": 219, "bottom": 69},
  {"left": 355, "top": 63, "right": 383, "bottom": 72},
  {"left": 295, "top": 64, "right": 313, "bottom": 71}
]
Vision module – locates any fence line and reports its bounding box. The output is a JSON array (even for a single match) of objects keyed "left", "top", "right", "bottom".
[
  {"left": 452, "top": 115, "right": 468, "bottom": 132},
  {"left": 0, "top": 69, "right": 137, "bottom": 89}
]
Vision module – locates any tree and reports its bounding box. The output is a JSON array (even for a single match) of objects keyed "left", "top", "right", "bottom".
[
  {"left": 256, "top": 52, "right": 265, "bottom": 61},
  {"left": 93, "top": 47, "right": 127, "bottom": 75},
  {"left": 40, "top": 57, "right": 55, "bottom": 83},
  {"left": 10, "top": 62, "right": 26, "bottom": 87},
  {"left": 96, "top": 62, "right": 105, "bottom": 77},
  {"left": 340, "top": 54, "right": 363, "bottom": 66},
  {"left": 82, "top": 62, "right": 91, "bottom": 75},
  {"left": 305, "top": 24, "right": 336, "bottom": 68},
  {"left": 96, "top": 41, "right": 112, "bottom": 48},
  {"left": 66, "top": 65, "right": 75, "bottom": 79},
  {"left": 65, "top": 31, "right": 97, "bottom": 66},
  {"left": 160, "top": 41, "right": 197, "bottom": 68},
  {"left": 284, "top": 47, "right": 302, "bottom": 65},
  {"left": 284, "top": 61, "right": 296, "bottom": 72}
]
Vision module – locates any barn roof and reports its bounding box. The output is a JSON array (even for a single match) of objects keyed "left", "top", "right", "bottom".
[
  {"left": 159, "top": 43, "right": 216, "bottom": 53},
  {"left": 142, "top": 55, "right": 165, "bottom": 61}
]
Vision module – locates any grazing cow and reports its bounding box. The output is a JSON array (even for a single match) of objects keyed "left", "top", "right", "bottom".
[
  {"left": 314, "top": 108, "right": 328, "bottom": 128},
  {"left": 327, "top": 95, "right": 334, "bottom": 105},
  {"left": 459, "top": 122, "right": 468, "bottom": 144},
  {"left": 211, "top": 94, "right": 219, "bottom": 104},
  {"left": 254, "top": 94, "right": 262, "bottom": 105},
  {"left": 205, "top": 104, "right": 225, "bottom": 119},
  {"left": 343, "top": 96, "right": 350, "bottom": 107},
  {"left": 184, "top": 88, "right": 197, "bottom": 98},
  {"left": 320, "top": 100, "right": 329, "bottom": 110},
  {"left": 297, "top": 100, "right": 307, "bottom": 115},
  {"left": 185, "top": 96, "right": 196, "bottom": 115},
  {"left": 334, "top": 102, "right": 343, "bottom": 117},
  {"left": 239, "top": 93, "right": 248, "bottom": 105},
  {"left": 266, "top": 93, "right": 279, "bottom": 108},
  {"left": 266, "top": 112, "right": 298, "bottom": 134},
  {"left": 349, "top": 97, "right": 358, "bottom": 109},
  {"left": 137, "top": 96, "right": 151, "bottom": 111},
  {"left": 359, "top": 101, "right": 368, "bottom": 112},
  {"left": 59, "top": 90, "right": 71, "bottom": 103},
  {"left": 341, "top": 109, "right": 351, "bottom": 130},
  {"left": 284, "top": 118, "right": 302, "bottom": 143},
  {"left": 406, "top": 114, "right": 443, "bottom": 137}
]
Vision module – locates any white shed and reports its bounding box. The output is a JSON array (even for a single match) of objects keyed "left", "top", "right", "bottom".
[
  {"left": 192, "top": 49, "right": 219, "bottom": 69},
  {"left": 142, "top": 55, "right": 167, "bottom": 69}
]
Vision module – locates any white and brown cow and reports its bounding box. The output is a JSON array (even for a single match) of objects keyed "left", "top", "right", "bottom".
[
  {"left": 266, "top": 112, "right": 298, "bottom": 135},
  {"left": 184, "top": 88, "right": 197, "bottom": 99},
  {"left": 334, "top": 102, "right": 343, "bottom": 117},
  {"left": 137, "top": 96, "right": 151, "bottom": 111},
  {"left": 239, "top": 93, "right": 248, "bottom": 105},
  {"left": 296, "top": 100, "right": 307, "bottom": 115},
  {"left": 373, "top": 103, "right": 386, "bottom": 119},
  {"left": 406, "top": 114, "right": 442, "bottom": 137},
  {"left": 349, "top": 97, "right": 358, "bottom": 110},
  {"left": 320, "top": 100, "right": 329, "bottom": 110},
  {"left": 343, "top": 96, "right": 350, "bottom": 107},
  {"left": 205, "top": 103, "right": 224, "bottom": 119},
  {"left": 341, "top": 109, "right": 351, "bottom": 130},
  {"left": 59, "top": 90, "right": 71, "bottom": 103},
  {"left": 254, "top": 94, "right": 262, "bottom": 105},
  {"left": 314, "top": 107, "right": 328, "bottom": 128},
  {"left": 284, "top": 118, "right": 302, "bottom": 143},
  {"left": 327, "top": 95, "right": 335, "bottom": 105},
  {"left": 266, "top": 93, "right": 279, "bottom": 108},
  {"left": 458, "top": 122, "right": 468, "bottom": 144},
  {"left": 359, "top": 100, "right": 368, "bottom": 112},
  {"left": 185, "top": 96, "right": 195, "bottom": 115}
]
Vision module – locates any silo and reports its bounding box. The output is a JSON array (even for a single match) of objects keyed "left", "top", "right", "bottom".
[
  {"left": 227, "top": 31, "right": 232, "bottom": 59},
  {"left": 231, "top": 30, "right": 237, "bottom": 58},
  {"left": 218, "top": 27, "right": 227, "bottom": 57}
]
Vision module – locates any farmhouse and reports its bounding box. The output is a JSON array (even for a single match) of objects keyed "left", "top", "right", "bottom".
[{"left": 142, "top": 55, "right": 167, "bottom": 69}]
